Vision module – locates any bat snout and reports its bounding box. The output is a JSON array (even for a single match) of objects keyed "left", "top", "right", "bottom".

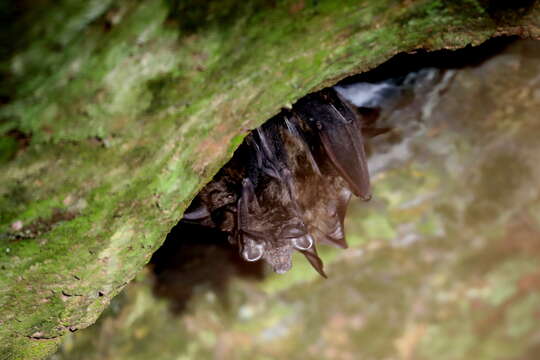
[{"left": 264, "top": 245, "right": 293, "bottom": 274}]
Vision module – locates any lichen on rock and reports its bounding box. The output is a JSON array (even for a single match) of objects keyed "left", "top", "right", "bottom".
[{"left": 0, "top": 1, "right": 539, "bottom": 359}]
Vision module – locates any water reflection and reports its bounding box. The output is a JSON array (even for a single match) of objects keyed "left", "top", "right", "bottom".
[{"left": 54, "top": 39, "right": 540, "bottom": 360}]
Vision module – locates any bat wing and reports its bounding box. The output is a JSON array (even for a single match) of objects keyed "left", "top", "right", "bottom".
[
  {"left": 294, "top": 89, "right": 371, "bottom": 200},
  {"left": 311, "top": 184, "right": 351, "bottom": 249}
]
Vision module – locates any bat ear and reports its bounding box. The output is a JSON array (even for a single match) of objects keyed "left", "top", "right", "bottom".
[{"left": 300, "top": 245, "right": 327, "bottom": 278}]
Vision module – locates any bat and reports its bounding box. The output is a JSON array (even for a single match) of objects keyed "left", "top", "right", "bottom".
[{"left": 181, "top": 87, "right": 388, "bottom": 276}]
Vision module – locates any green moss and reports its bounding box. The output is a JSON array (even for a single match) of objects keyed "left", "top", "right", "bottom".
[
  {"left": 2, "top": 338, "right": 60, "bottom": 360},
  {"left": 0, "top": 135, "right": 18, "bottom": 164},
  {"left": 49, "top": 38, "right": 540, "bottom": 360},
  {"left": 1, "top": 0, "right": 539, "bottom": 358}
]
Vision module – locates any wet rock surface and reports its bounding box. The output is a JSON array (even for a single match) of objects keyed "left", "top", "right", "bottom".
[
  {"left": 51, "top": 39, "right": 540, "bottom": 360},
  {"left": 5, "top": 2, "right": 539, "bottom": 357}
]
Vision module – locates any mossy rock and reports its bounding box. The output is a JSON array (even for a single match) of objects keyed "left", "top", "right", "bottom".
[{"left": 0, "top": 1, "right": 539, "bottom": 359}]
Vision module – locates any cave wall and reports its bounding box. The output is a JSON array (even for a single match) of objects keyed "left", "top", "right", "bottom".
[{"left": 0, "top": 1, "right": 539, "bottom": 358}]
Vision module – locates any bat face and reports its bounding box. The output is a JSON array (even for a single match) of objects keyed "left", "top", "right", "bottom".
[{"left": 182, "top": 87, "right": 388, "bottom": 276}]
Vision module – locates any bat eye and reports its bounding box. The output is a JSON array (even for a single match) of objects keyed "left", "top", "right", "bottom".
[
  {"left": 241, "top": 238, "right": 265, "bottom": 262},
  {"left": 292, "top": 234, "right": 314, "bottom": 250}
]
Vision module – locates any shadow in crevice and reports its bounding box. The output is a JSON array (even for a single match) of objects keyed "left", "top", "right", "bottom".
[
  {"left": 163, "top": 0, "right": 279, "bottom": 34},
  {"left": 338, "top": 36, "right": 518, "bottom": 86},
  {"left": 478, "top": 0, "right": 536, "bottom": 22},
  {"left": 150, "top": 222, "right": 265, "bottom": 315}
]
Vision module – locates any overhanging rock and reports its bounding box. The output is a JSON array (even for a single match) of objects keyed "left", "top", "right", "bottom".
[{"left": 0, "top": 1, "right": 539, "bottom": 358}]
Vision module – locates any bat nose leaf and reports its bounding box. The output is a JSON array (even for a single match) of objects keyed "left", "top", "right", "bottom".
[{"left": 265, "top": 246, "right": 293, "bottom": 274}]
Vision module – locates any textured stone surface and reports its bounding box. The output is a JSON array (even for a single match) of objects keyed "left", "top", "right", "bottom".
[
  {"left": 55, "top": 38, "right": 540, "bottom": 360},
  {"left": 0, "top": 1, "right": 539, "bottom": 358}
]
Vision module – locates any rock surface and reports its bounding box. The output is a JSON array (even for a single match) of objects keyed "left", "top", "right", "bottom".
[
  {"left": 0, "top": 1, "right": 539, "bottom": 358},
  {"left": 55, "top": 38, "right": 540, "bottom": 360}
]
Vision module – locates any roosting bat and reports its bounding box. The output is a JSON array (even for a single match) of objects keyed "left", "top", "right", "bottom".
[{"left": 182, "top": 87, "right": 387, "bottom": 276}]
